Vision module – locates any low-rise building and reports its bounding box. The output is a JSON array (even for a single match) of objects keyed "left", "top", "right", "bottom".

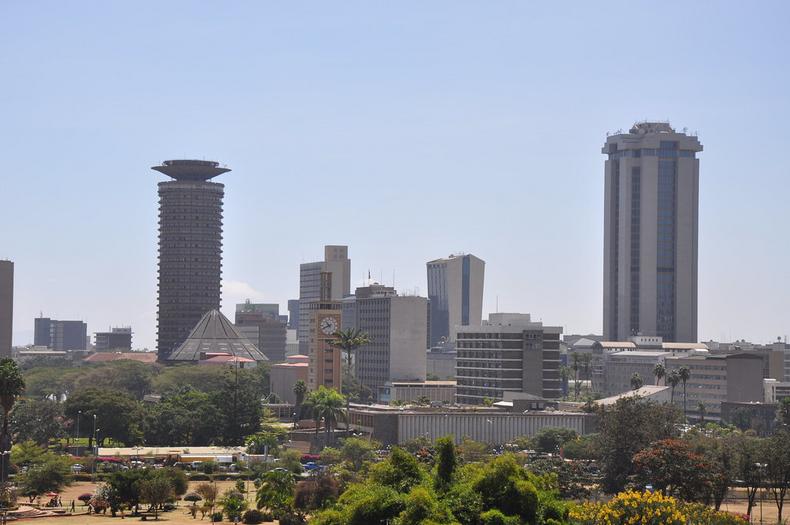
[
  {"left": 764, "top": 378, "right": 790, "bottom": 403},
  {"left": 94, "top": 327, "right": 133, "bottom": 352},
  {"left": 271, "top": 355, "right": 309, "bottom": 405},
  {"left": 455, "top": 313, "right": 562, "bottom": 405},
  {"left": 377, "top": 380, "right": 456, "bottom": 405},
  {"left": 347, "top": 403, "right": 595, "bottom": 446}
]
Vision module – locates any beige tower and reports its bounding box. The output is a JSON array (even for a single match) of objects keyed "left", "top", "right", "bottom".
[
  {"left": 306, "top": 272, "right": 343, "bottom": 391},
  {"left": 603, "top": 122, "right": 702, "bottom": 342}
]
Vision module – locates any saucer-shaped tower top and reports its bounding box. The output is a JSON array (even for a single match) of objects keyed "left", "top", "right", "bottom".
[
  {"left": 167, "top": 309, "right": 269, "bottom": 362},
  {"left": 151, "top": 159, "right": 231, "bottom": 181}
]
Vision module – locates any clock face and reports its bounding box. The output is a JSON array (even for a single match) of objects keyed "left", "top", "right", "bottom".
[{"left": 320, "top": 317, "right": 338, "bottom": 335}]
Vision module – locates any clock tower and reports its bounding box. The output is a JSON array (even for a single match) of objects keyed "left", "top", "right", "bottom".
[{"left": 305, "top": 272, "right": 343, "bottom": 392}]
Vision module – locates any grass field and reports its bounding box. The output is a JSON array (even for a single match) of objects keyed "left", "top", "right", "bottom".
[{"left": 14, "top": 481, "right": 267, "bottom": 524}]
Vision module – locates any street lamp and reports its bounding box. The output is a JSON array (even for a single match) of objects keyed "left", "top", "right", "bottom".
[
  {"left": 92, "top": 414, "right": 98, "bottom": 455},
  {"left": 75, "top": 410, "right": 82, "bottom": 450}
]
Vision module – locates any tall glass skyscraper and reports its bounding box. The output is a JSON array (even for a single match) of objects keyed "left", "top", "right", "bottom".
[
  {"left": 152, "top": 159, "right": 228, "bottom": 360},
  {"left": 603, "top": 122, "right": 702, "bottom": 342},
  {"left": 426, "top": 253, "right": 485, "bottom": 346}
]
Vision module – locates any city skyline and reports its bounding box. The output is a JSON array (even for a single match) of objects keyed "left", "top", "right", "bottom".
[{"left": 2, "top": 2, "right": 789, "bottom": 350}]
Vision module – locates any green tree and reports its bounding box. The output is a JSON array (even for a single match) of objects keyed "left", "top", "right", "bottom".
[
  {"left": 632, "top": 438, "right": 711, "bottom": 501},
  {"left": 471, "top": 453, "right": 539, "bottom": 524},
  {"left": 435, "top": 436, "right": 457, "bottom": 488},
  {"left": 0, "top": 358, "right": 25, "bottom": 482},
  {"left": 210, "top": 368, "right": 264, "bottom": 445},
  {"left": 370, "top": 447, "right": 425, "bottom": 492},
  {"left": 293, "top": 380, "right": 307, "bottom": 417},
  {"left": 667, "top": 369, "right": 680, "bottom": 404},
  {"left": 731, "top": 433, "right": 765, "bottom": 518},
  {"left": 329, "top": 328, "right": 370, "bottom": 434},
  {"left": 394, "top": 486, "right": 454, "bottom": 525},
  {"left": 10, "top": 439, "right": 49, "bottom": 467},
  {"left": 677, "top": 366, "right": 691, "bottom": 419},
  {"left": 143, "top": 387, "right": 221, "bottom": 445},
  {"left": 308, "top": 386, "right": 346, "bottom": 444},
  {"left": 777, "top": 397, "right": 790, "bottom": 429},
  {"left": 597, "top": 397, "right": 681, "bottom": 493},
  {"left": 294, "top": 471, "right": 340, "bottom": 511},
  {"left": 75, "top": 361, "right": 158, "bottom": 400},
  {"left": 530, "top": 427, "right": 578, "bottom": 454},
  {"left": 9, "top": 398, "right": 64, "bottom": 445},
  {"left": 630, "top": 372, "right": 644, "bottom": 390},
  {"left": 571, "top": 353, "right": 581, "bottom": 400},
  {"left": 63, "top": 387, "right": 143, "bottom": 447},
  {"left": 653, "top": 362, "right": 666, "bottom": 386},
  {"left": 256, "top": 469, "right": 295, "bottom": 518},
  {"left": 139, "top": 475, "right": 173, "bottom": 520},
  {"left": 219, "top": 488, "right": 249, "bottom": 521},
  {"left": 17, "top": 454, "right": 72, "bottom": 502},
  {"left": 331, "top": 483, "right": 404, "bottom": 525},
  {"left": 764, "top": 430, "right": 790, "bottom": 524},
  {"left": 339, "top": 436, "right": 379, "bottom": 471}
]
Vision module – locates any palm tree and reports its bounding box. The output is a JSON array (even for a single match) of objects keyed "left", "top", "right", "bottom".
[
  {"left": 570, "top": 353, "right": 580, "bottom": 400},
  {"left": 630, "top": 373, "right": 644, "bottom": 391},
  {"left": 697, "top": 402, "right": 707, "bottom": 425},
  {"left": 311, "top": 386, "right": 345, "bottom": 444},
  {"left": 329, "top": 328, "right": 370, "bottom": 434},
  {"left": 667, "top": 369, "right": 680, "bottom": 405},
  {"left": 653, "top": 363, "right": 666, "bottom": 386},
  {"left": 292, "top": 380, "right": 307, "bottom": 420},
  {"left": 0, "top": 359, "right": 25, "bottom": 482},
  {"left": 256, "top": 469, "right": 295, "bottom": 519},
  {"left": 581, "top": 353, "right": 592, "bottom": 381},
  {"left": 678, "top": 366, "right": 691, "bottom": 420}
]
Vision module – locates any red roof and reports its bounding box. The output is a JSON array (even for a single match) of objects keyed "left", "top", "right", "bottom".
[{"left": 83, "top": 352, "right": 157, "bottom": 364}]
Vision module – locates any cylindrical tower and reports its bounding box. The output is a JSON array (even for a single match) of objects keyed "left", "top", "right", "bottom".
[{"left": 152, "top": 159, "right": 230, "bottom": 361}]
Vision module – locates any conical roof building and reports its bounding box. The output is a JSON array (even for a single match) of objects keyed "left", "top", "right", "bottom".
[{"left": 167, "top": 309, "right": 269, "bottom": 362}]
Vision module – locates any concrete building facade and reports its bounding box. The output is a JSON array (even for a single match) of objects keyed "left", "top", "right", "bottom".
[
  {"left": 455, "top": 313, "right": 563, "bottom": 405},
  {"left": 94, "top": 327, "right": 132, "bottom": 352},
  {"left": 34, "top": 317, "right": 88, "bottom": 351},
  {"left": 270, "top": 354, "right": 309, "bottom": 405},
  {"left": 0, "top": 260, "right": 12, "bottom": 358},
  {"left": 426, "top": 254, "right": 485, "bottom": 346},
  {"left": 298, "top": 245, "right": 350, "bottom": 355},
  {"left": 347, "top": 404, "right": 595, "bottom": 446},
  {"left": 344, "top": 284, "right": 428, "bottom": 397},
  {"left": 153, "top": 160, "right": 228, "bottom": 360},
  {"left": 305, "top": 298, "right": 343, "bottom": 392},
  {"left": 603, "top": 122, "right": 703, "bottom": 342},
  {"left": 235, "top": 301, "right": 287, "bottom": 362}
]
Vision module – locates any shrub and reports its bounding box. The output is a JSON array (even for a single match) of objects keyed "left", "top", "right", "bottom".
[
  {"left": 279, "top": 512, "right": 307, "bottom": 525},
  {"left": 480, "top": 509, "right": 520, "bottom": 525},
  {"left": 211, "top": 511, "right": 224, "bottom": 522},
  {"left": 242, "top": 508, "right": 271, "bottom": 524},
  {"left": 570, "top": 490, "right": 686, "bottom": 525}
]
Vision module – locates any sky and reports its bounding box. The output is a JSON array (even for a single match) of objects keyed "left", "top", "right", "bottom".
[{"left": 1, "top": 1, "right": 789, "bottom": 350}]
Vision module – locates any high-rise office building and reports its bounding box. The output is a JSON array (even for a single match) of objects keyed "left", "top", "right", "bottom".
[
  {"left": 34, "top": 317, "right": 88, "bottom": 351},
  {"left": 455, "top": 313, "right": 563, "bottom": 405},
  {"left": 603, "top": 122, "right": 702, "bottom": 342},
  {"left": 94, "top": 327, "right": 133, "bottom": 351},
  {"left": 298, "top": 245, "right": 350, "bottom": 354},
  {"left": 0, "top": 260, "right": 12, "bottom": 358},
  {"left": 287, "top": 299, "right": 300, "bottom": 330},
  {"left": 152, "top": 160, "right": 228, "bottom": 360},
  {"left": 426, "top": 254, "right": 485, "bottom": 346},
  {"left": 235, "top": 300, "right": 287, "bottom": 362},
  {"left": 344, "top": 283, "right": 428, "bottom": 397}
]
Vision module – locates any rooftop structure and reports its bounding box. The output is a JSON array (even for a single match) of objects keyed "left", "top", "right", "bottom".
[
  {"left": 167, "top": 309, "right": 268, "bottom": 362},
  {"left": 151, "top": 159, "right": 230, "bottom": 181}
]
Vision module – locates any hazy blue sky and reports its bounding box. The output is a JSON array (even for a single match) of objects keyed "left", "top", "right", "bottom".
[{"left": 2, "top": 1, "right": 789, "bottom": 350}]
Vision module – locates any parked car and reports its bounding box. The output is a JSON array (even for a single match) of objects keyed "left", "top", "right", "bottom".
[{"left": 71, "top": 464, "right": 84, "bottom": 473}]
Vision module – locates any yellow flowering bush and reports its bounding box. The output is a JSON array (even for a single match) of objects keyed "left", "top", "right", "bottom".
[{"left": 569, "top": 491, "right": 747, "bottom": 525}]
